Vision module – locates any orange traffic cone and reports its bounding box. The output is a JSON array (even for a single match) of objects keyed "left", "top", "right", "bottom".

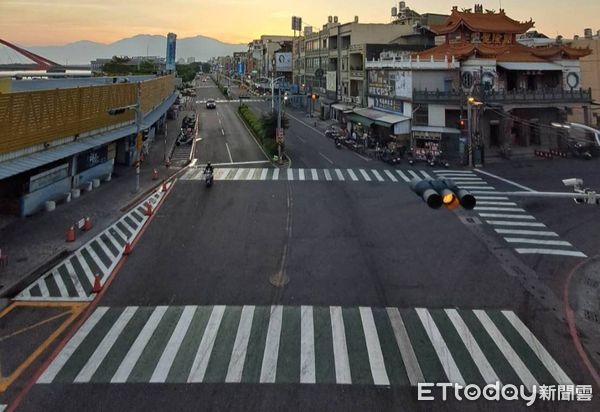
[
  {"left": 92, "top": 274, "right": 102, "bottom": 293},
  {"left": 162, "top": 179, "right": 168, "bottom": 192},
  {"left": 124, "top": 241, "right": 132, "bottom": 256},
  {"left": 145, "top": 202, "right": 153, "bottom": 216},
  {"left": 152, "top": 168, "right": 159, "bottom": 180},
  {"left": 83, "top": 217, "right": 92, "bottom": 231},
  {"left": 67, "top": 225, "right": 75, "bottom": 242}
]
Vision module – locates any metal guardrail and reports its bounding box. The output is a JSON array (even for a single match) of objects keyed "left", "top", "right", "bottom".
[{"left": 0, "top": 75, "right": 175, "bottom": 155}]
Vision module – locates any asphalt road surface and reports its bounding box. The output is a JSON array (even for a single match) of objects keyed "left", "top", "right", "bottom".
[{"left": 7, "top": 80, "right": 600, "bottom": 411}]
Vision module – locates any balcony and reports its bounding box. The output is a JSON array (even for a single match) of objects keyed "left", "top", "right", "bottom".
[{"left": 413, "top": 88, "right": 593, "bottom": 106}]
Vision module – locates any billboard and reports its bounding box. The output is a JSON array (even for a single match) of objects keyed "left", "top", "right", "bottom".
[
  {"left": 326, "top": 71, "right": 336, "bottom": 92},
  {"left": 275, "top": 52, "right": 292, "bottom": 72},
  {"left": 166, "top": 33, "right": 177, "bottom": 72},
  {"left": 368, "top": 69, "right": 412, "bottom": 99}
]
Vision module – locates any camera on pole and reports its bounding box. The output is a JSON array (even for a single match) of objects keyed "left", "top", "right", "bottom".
[{"left": 409, "top": 178, "right": 477, "bottom": 210}]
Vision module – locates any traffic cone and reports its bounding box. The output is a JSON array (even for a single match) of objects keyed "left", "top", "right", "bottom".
[
  {"left": 67, "top": 225, "right": 75, "bottom": 242},
  {"left": 162, "top": 179, "right": 168, "bottom": 192},
  {"left": 124, "top": 241, "right": 132, "bottom": 256},
  {"left": 83, "top": 217, "right": 92, "bottom": 231},
  {"left": 152, "top": 168, "right": 159, "bottom": 180},
  {"left": 145, "top": 202, "right": 153, "bottom": 216},
  {"left": 92, "top": 274, "right": 102, "bottom": 293}
]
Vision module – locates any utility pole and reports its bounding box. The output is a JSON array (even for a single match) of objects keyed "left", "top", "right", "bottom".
[{"left": 134, "top": 83, "right": 142, "bottom": 193}]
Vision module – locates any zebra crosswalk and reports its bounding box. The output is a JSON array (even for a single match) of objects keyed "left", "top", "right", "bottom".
[
  {"left": 15, "top": 183, "right": 172, "bottom": 301},
  {"left": 434, "top": 170, "right": 587, "bottom": 258},
  {"left": 37, "top": 305, "right": 572, "bottom": 388},
  {"left": 180, "top": 167, "right": 433, "bottom": 183}
]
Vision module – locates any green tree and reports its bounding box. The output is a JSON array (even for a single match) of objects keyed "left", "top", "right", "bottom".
[
  {"left": 102, "top": 56, "right": 131, "bottom": 75},
  {"left": 201, "top": 62, "right": 211, "bottom": 73},
  {"left": 260, "top": 111, "right": 289, "bottom": 141}
]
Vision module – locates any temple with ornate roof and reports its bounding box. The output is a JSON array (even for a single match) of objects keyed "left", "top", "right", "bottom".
[{"left": 364, "top": 4, "right": 594, "bottom": 161}]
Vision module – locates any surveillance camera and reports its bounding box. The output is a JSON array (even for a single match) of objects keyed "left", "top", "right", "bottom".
[{"left": 562, "top": 178, "right": 583, "bottom": 187}]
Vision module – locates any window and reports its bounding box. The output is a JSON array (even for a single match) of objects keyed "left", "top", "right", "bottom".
[{"left": 414, "top": 105, "right": 429, "bottom": 126}]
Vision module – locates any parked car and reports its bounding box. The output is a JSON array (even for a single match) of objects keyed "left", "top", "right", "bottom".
[{"left": 206, "top": 99, "right": 216, "bottom": 109}]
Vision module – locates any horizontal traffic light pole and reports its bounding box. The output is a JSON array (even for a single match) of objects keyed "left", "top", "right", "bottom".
[
  {"left": 483, "top": 191, "right": 600, "bottom": 204},
  {"left": 409, "top": 178, "right": 476, "bottom": 210}
]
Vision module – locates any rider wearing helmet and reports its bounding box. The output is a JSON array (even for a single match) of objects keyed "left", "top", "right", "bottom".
[{"left": 204, "top": 162, "right": 214, "bottom": 175}]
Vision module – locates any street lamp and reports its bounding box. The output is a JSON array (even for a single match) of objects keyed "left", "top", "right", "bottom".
[
  {"left": 466, "top": 96, "right": 484, "bottom": 167},
  {"left": 108, "top": 84, "right": 143, "bottom": 193},
  {"left": 271, "top": 76, "right": 286, "bottom": 112}
]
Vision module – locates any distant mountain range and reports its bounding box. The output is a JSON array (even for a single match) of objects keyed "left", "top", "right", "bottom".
[{"left": 8, "top": 35, "right": 248, "bottom": 65}]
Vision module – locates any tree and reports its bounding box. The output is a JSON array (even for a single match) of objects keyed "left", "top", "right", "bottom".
[
  {"left": 201, "top": 62, "right": 211, "bottom": 73},
  {"left": 260, "top": 110, "right": 289, "bottom": 141},
  {"left": 102, "top": 56, "right": 131, "bottom": 75}
]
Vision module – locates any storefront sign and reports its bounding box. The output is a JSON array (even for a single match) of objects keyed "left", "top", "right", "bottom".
[
  {"left": 29, "top": 163, "right": 69, "bottom": 192},
  {"left": 372, "top": 96, "right": 404, "bottom": 114},
  {"left": 77, "top": 146, "right": 108, "bottom": 173},
  {"left": 368, "top": 69, "right": 412, "bottom": 99}
]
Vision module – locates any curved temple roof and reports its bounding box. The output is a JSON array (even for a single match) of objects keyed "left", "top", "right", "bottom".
[{"left": 429, "top": 8, "right": 534, "bottom": 35}]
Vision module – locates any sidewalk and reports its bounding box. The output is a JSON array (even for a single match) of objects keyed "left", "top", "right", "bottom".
[{"left": 0, "top": 108, "right": 194, "bottom": 297}]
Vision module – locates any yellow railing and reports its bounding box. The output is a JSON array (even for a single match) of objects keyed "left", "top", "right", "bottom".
[{"left": 0, "top": 75, "right": 175, "bottom": 156}]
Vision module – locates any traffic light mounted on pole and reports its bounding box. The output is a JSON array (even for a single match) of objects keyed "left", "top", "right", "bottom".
[{"left": 409, "top": 178, "right": 476, "bottom": 210}]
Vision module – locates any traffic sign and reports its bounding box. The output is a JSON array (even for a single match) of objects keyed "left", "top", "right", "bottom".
[{"left": 276, "top": 128, "right": 284, "bottom": 144}]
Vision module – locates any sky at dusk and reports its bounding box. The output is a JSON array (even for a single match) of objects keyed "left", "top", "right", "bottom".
[{"left": 1, "top": 0, "right": 599, "bottom": 46}]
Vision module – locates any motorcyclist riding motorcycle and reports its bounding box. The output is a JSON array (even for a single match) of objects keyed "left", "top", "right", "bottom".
[{"left": 204, "top": 162, "right": 214, "bottom": 187}]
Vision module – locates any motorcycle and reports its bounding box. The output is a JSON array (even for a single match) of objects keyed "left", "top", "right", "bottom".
[
  {"left": 567, "top": 140, "right": 593, "bottom": 160},
  {"left": 325, "top": 126, "right": 341, "bottom": 139},
  {"left": 204, "top": 170, "right": 214, "bottom": 187},
  {"left": 334, "top": 137, "right": 342, "bottom": 149}
]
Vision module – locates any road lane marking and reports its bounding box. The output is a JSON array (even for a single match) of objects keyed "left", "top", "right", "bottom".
[
  {"left": 53, "top": 272, "right": 69, "bottom": 297},
  {"left": 504, "top": 238, "right": 573, "bottom": 246},
  {"left": 226, "top": 306, "right": 255, "bottom": 383},
  {"left": 384, "top": 170, "right": 398, "bottom": 182},
  {"left": 272, "top": 169, "right": 279, "bottom": 180},
  {"left": 299, "top": 168, "right": 305, "bottom": 181},
  {"left": 75, "top": 307, "right": 138, "bottom": 383},
  {"left": 260, "top": 306, "right": 283, "bottom": 383},
  {"left": 473, "top": 310, "right": 538, "bottom": 389},
  {"left": 245, "top": 168, "right": 257, "bottom": 180},
  {"left": 359, "top": 307, "right": 389, "bottom": 386},
  {"left": 38, "top": 276, "right": 50, "bottom": 297},
  {"left": 515, "top": 249, "right": 587, "bottom": 258},
  {"left": 486, "top": 221, "right": 546, "bottom": 228},
  {"left": 460, "top": 186, "right": 496, "bottom": 190},
  {"left": 335, "top": 169, "right": 345, "bottom": 181},
  {"left": 475, "top": 196, "right": 510, "bottom": 200},
  {"left": 324, "top": 169, "right": 332, "bottom": 181},
  {"left": 474, "top": 169, "right": 535, "bottom": 192},
  {"left": 319, "top": 152, "right": 334, "bottom": 165},
  {"left": 495, "top": 229, "right": 559, "bottom": 237},
  {"left": 188, "top": 305, "right": 227, "bottom": 382},
  {"left": 150, "top": 306, "right": 196, "bottom": 383},
  {"left": 415, "top": 308, "right": 465, "bottom": 385},
  {"left": 111, "top": 306, "right": 168, "bottom": 383},
  {"left": 311, "top": 169, "right": 318, "bottom": 181},
  {"left": 502, "top": 311, "right": 573, "bottom": 385},
  {"left": 64, "top": 261, "right": 87, "bottom": 297},
  {"left": 396, "top": 170, "right": 410, "bottom": 182},
  {"left": 478, "top": 213, "right": 536, "bottom": 220},
  {"left": 407, "top": 170, "right": 420, "bottom": 180},
  {"left": 38, "top": 307, "right": 109, "bottom": 383},
  {"left": 347, "top": 169, "right": 358, "bottom": 181},
  {"left": 260, "top": 169, "right": 268, "bottom": 181},
  {"left": 233, "top": 168, "right": 245, "bottom": 180},
  {"left": 371, "top": 170, "right": 385, "bottom": 182},
  {"left": 386, "top": 308, "right": 423, "bottom": 386},
  {"left": 330, "top": 306, "right": 351, "bottom": 384},
  {"left": 287, "top": 169, "right": 294, "bottom": 181},
  {"left": 359, "top": 169, "right": 371, "bottom": 181},
  {"left": 300, "top": 306, "right": 316, "bottom": 384},
  {"left": 445, "top": 309, "right": 500, "bottom": 385}
]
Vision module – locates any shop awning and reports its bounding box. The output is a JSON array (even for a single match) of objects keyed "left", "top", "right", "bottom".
[
  {"left": 352, "top": 108, "right": 410, "bottom": 126},
  {"left": 331, "top": 103, "right": 354, "bottom": 113},
  {"left": 346, "top": 113, "right": 374, "bottom": 127},
  {"left": 497, "top": 62, "right": 563, "bottom": 71},
  {"left": 412, "top": 126, "right": 461, "bottom": 134}
]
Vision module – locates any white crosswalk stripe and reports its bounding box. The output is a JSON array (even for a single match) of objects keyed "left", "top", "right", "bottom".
[
  {"left": 150, "top": 306, "right": 196, "bottom": 383},
  {"left": 371, "top": 170, "right": 384, "bottom": 182},
  {"left": 516, "top": 249, "right": 587, "bottom": 258},
  {"left": 260, "top": 305, "right": 283, "bottom": 383},
  {"left": 311, "top": 169, "right": 318, "bottom": 181},
  {"left": 495, "top": 229, "right": 559, "bottom": 237},
  {"left": 335, "top": 169, "right": 345, "bottom": 181},
  {"left": 38, "top": 305, "right": 572, "bottom": 389}
]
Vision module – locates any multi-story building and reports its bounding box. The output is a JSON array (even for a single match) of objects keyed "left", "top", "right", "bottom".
[
  {"left": 363, "top": 5, "right": 592, "bottom": 161},
  {"left": 292, "top": 3, "right": 443, "bottom": 119},
  {"left": 568, "top": 29, "right": 600, "bottom": 127}
]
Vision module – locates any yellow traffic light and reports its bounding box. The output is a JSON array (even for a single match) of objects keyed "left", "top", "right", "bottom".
[{"left": 442, "top": 190, "right": 456, "bottom": 205}]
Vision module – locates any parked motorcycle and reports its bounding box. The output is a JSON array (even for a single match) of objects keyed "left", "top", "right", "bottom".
[
  {"left": 567, "top": 140, "right": 593, "bottom": 160},
  {"left": 334, "top": 137, "right": 342, "bottom": 149}
]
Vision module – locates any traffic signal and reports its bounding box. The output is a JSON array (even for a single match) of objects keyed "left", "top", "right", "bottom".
[
  {"left": 409, "top": 178, "right": 476, "bottom": 210},
  {"left": 311, "top": 93, "right": 319, "bottom": 101},
  {"left": 458, "top": 118, "right": 466, "bottom": 129}
]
